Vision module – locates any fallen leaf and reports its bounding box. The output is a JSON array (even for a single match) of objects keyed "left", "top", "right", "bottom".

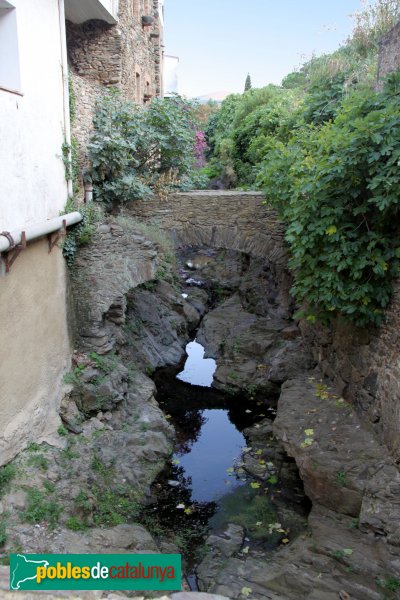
[
  {"left": 300, "top": 437, "right": 314, "bottom": 448},
  {"left": 242, "top": 546, "right": 250, "bottom": 554},
  {"left": 241, "top": 587, "right": 252, "bottom": 597},
  {"left": 250, "top": 482, "right": 261, "bottom": 489},
  {"left": 226, "top": 467, "right": 234, "bottom": 473},
  {"left": 256, "top": 521, "right": 262, "bottom": 526},
  {"left": 304, "top": 428, "right": 314, "bottom": 436},
  {"left": 342, "top": 548, "right": 353, "bottom": 556},
  {"left": 282, "top": 538, "right": 289, "bottom": 544},
  {"left": 184, "top": 508, "right": 192, "bottom": 515},
  {"left": 255, "top": 449, "right": 263, "bottom": 456}
]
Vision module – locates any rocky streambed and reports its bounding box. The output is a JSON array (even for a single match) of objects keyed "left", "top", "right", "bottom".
[{"left": 1, "top": 217, "right": 400, "bottom": 600}]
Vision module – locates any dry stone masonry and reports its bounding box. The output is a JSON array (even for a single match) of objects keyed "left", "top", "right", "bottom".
[{"left": 67, "top": 0, "right": 163, "bottom": 176}]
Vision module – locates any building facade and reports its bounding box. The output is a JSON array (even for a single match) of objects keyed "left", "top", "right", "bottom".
[
  {"left": 66, "top": 0, "right": 164, "bottom": 180},
  {"left": 0, "top": 0, "right": 164, "bottom": 465},
  {"left": 0, "top": 0, "right": 73, "bottom": 465}
]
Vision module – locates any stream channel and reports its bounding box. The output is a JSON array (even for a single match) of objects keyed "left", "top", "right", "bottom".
[{"left": 144, "top": 337, "right": 311, "bottom": 589}]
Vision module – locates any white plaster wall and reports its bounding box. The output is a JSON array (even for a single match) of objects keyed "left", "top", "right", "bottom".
[
  {"left": 0, "top": 0, "right": 68, "bottom": 232},
  {"left": 0, "top": 0, "right": 71, "bottom": 466}
]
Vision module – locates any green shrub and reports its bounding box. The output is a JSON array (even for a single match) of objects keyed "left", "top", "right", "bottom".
[
  {"left": 258, "top": 77, "right": 400, "bottom": 325},
  {"left": 88, "top": 91, "right": 198, "bottom": 208}
]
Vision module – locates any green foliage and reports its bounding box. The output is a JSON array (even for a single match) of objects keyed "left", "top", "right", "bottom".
[
  {"left": 89, "top": 91, "right": 198, "bottom": 208},
  {"left": 62, "top": 136, "right": 80, "bottom": 195},
  {"left": 258, "top": 78, "right": 400, "bottom": 325},
  {"left": 27, "top": 454, "right": 49, "bottom": 471},
  {"left": 62, "top": 201, "right": 102, "bottom": 267},
  {"left": 92, "top": 487, "right": 140, "bottom": 527},
  {"left": 27, "top": 442, "right": 41, "bottom": 452},
  {"left": 57, "top": 425, "right": 68, "bottom": 437},
  {"left": 350, "top": 0, "right": 400, "bottom": 56},
  {"left": 376, "top": 576, "right": 400, "bottom": 591},
  {"left": 335, "top": 470, "right": 347, "bottom": 486},
  {"left": 0, "top": 518, "right": 7, "bottom": 546},
  {"left": 0, "top": 464, "right": 16, "bottom": 498},
  {"left": 66, "top": 516, "right": 87, "bottom": 531},
  {"left": 205, "top": 86, "right": 300, "bottom": 187},
  {"left": 22, "top": 488, "right": 61, "bottom": 529}
]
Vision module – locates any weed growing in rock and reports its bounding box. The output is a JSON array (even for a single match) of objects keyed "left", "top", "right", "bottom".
[
  {"left": 57, "top": 425, "right": 68, "bottom": 437},
  {"left": 27, "top": 454, "right": 49, "bottom": 471},
  {"left": 27, "top": 442, "right": 41, "bottom": 452},
  {"left": 92, "top": 487, "right": 141, "bottom": 527},
  {"left": 89, "top": 351, "right": 119, "bottom": 374},
  {"left": 61, "top": 446, "right": 79, "bottom": 461},
  {"left": 91, "top": 455, "right": 112, "bottom": 480},
  {"left": 43, "top": 481, "right": 56, "bottom": 494},
  {"left": 22, "top": 488, "right": 61, "bottom": 529},
  {"left": 0, "top": 514, "right": 8, "bottom": 546},
  {"left": 335, "top": 470, "right": 348, "bottom": 486},
  {"left": 376, "top": 576, "right": 400, "bottom": 592},
  {"left": 0, "top": 464, "right": 16, "bottom": 498},
  {"left": 66, "top": 516, "right": 88, "bottom": 532}
]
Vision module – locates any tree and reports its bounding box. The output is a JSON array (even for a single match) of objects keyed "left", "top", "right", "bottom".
[{"left": 244, "top": 73, "right": 252, "bottom": 92}]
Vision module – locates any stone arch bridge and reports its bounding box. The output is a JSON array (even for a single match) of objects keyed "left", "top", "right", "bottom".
[{"left": 131, "top": 191, "right": 286, "bottom": 264}]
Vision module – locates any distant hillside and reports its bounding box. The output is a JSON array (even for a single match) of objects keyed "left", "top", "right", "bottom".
[{"left": 195, "top": 90, "right": 232, "bottom": 104}]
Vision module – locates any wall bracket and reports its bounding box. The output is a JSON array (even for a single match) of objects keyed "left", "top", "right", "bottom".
[
  {"left": 1, "top": 231, "right": 27, "bottom": 274},
  {"left": 47, "top": 219, "right": 67, "bottom": 253}
]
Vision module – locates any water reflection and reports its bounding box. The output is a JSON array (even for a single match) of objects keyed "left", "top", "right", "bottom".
[
  {"left": 177, "top": 409, "right": 245, "bottom": 502},
  {"left": 177, "top": 340, "right": 216, "bottom": 387}
]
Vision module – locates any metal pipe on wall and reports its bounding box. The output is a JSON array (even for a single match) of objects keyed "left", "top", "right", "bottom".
[{"left": 0, "top": 212, "right": 82, "bottom": 253}]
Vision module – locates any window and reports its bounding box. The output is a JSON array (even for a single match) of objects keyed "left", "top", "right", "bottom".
[{"left": 0, "top": 0, "right": 21, "bottom": 94}]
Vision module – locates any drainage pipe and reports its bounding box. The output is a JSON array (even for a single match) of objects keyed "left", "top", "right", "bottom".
[
  {"left": 0, "top": 212, "right": 82, "bottom": 253},
  {"left": 58, "top": 0, "right": 74, "bottom": 198}
]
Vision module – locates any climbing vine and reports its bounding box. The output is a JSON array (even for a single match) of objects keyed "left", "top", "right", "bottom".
[{"left": 258, "top": 74, "right": 400, "bottom": 326}]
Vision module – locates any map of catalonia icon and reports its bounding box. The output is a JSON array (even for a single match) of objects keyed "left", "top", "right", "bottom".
[{"left": 10, "top": 554, "right": 49, "bottom": 590}]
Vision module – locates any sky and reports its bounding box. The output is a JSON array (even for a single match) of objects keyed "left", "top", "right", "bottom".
[{"left": 164, "top": 0, "right": 365, "bottom": 98}]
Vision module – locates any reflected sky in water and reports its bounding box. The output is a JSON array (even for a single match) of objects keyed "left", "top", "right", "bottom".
[
  {"left": 177, "top": 339, "right": 216, "bottom": 387},
  {"left": 174, "top": 340, "right": 244, "bottom": 502},
  {"left": 176, "top": 408, "right": 245, "bottom": 502}
]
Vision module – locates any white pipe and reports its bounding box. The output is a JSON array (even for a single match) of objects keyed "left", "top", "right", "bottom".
[
  {"left": 0, "top": 212, "right": 82, "bottom": 253},
  {"left": 58, "top": 0, "right": 74, "bottom": 198}
]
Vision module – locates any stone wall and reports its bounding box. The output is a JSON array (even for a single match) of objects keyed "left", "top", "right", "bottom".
[
  {"left": 377, "top": 21, "right": 400, "bottom": 85},
  {"left": 303, "top": 282, "right": 400, "bottom": 463},
  {"left": 131, "top": 191, "right": 287, "bottom": 264},
  {"left": 71, "top": 220, "right": 160, "bottom": 354},
  {"left": 67, "top": 0, "right": 163, "bottom": 179}
]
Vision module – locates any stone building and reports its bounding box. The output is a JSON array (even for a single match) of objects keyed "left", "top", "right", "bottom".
[
  {"left": 66, "top": 0, "right": 164, "bottom": 181},
  {"left": 378, "top": 20, "right": 400, "bottom": 85}
]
